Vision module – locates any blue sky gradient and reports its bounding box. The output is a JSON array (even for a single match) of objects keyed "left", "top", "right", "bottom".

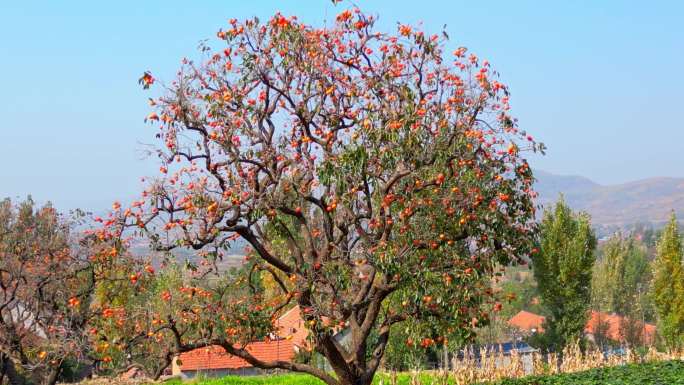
[{"left": 1, "top": 0, "right": 682, "bottom": 211}]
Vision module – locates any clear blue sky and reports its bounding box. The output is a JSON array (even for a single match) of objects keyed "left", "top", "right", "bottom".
[{"left": 1, "top": 0, "right": 682, "bottom": 212}]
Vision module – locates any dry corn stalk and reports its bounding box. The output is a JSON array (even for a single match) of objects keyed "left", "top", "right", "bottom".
[{"left": 434, "top": 343, "right": 682, "bottom": 385}]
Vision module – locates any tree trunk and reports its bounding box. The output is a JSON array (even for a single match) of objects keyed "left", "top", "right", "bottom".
[
  {"left": 39, "top": 366, "right": 60, "bottom": 385},
  {"left": 338, "top": 375, "right": 374, "bottom": 385},
  {"left": 0, "top": 354, "right": 6, "bottom": 385},
  {"left": 325, "top": 356, "right": 374, "bottom": 385},
  {"left": 0, "top": 356, "right": 26, "bottom": 385}
]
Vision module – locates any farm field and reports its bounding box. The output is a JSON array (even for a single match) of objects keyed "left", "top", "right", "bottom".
[{"left": 153, "top": 360, "right": 684, "bottom": 385}]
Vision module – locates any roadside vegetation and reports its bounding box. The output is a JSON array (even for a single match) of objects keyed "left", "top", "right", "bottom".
[{"left": 138, "top": 359, "right": 684, "bottom": 385}]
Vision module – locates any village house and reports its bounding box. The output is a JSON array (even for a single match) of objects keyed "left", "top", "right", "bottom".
[
  {"left": 507, "top": 310, "right": 547, "bottom": 334},
  {"left": 171, "top": 305, "right": 337, "bottom": 379},
  {"left": 171, "top": 340, "right": 296, "bottom": 378}
]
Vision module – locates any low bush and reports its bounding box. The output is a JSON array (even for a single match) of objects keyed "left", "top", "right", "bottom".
[{"left": 485, "top": 360, "right": 684, "bottom": 385}]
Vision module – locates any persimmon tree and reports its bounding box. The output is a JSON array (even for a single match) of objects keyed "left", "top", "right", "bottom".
[
  {"left": 0, "top": 198, "right": 96, "bottom": 385},
  {"left": 88, "top": 259, "right": 179, "bottom": 380},
  {"left": 101, "top": 8, "right": 541, "bottom": 385}
]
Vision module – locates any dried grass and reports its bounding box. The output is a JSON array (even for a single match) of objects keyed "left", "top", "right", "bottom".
[{"left": 382, "top": 344, "right": 683, "bottom": 385}]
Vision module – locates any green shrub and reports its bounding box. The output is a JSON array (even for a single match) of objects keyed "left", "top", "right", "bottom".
[{"left": 484, "top": 360, "right": 684, "bottom": 385}]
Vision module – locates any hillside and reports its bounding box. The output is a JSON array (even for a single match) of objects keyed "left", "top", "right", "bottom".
[
  {"left": 535, "top": 170, "right": 684, "bottom": 227},
  {"left": 129, "top": 238, "right": 247, "bottom": 269}
]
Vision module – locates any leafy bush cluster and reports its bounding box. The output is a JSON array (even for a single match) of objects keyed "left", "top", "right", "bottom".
[{"left": 486, "top": 360, "right": 684, "bottom": 385}]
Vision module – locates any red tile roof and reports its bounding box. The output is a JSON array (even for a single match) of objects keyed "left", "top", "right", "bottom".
[
  {"left": 507, "top": 310, "right": 546, "bottom": 332},
  {"left": 178, "top": 306, "right": 306, "bottom": 372},
  {"left": 274, "top": 305, "right": 310, "bottom": 348},
  {"left": 585, "top": 311, "right": 656, "bottom": 344},
  {"left": 507, "top": 310, "right": 656, "bottom": 344},
  {"left": 178, "top": 339, "right": 295, "bottom": 371},
  {"left": 584, "top": 311, "right": 621, "bottom": 341}
]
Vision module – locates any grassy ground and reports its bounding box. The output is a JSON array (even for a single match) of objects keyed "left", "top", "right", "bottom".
[
  {"left": 158, "top": 360, "right": 684, "bottom": 385},
  {"left": 162, "top": 373, "right": 324, "bottom": 385},
  {"left": 160, "top": 372, "right": 443, "bottom": 385}
]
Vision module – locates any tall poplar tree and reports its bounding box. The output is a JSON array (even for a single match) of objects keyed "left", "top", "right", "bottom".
[
  {"left": 652, "top": 213, "right": 684, "bottom": 349},
  {"left": 532, "top": 197, "right": 597, "bottom": 351},
  {"left": 592, "top": 234, "right": 652, "bottom": 317}
]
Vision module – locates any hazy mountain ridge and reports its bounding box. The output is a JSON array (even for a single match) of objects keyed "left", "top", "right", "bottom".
[{"left": 535, "top": 171, "right": 684, "bottom": 227}]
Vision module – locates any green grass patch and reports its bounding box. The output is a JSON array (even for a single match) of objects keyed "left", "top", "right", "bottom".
[
  {"left": 161, "top": 372, "right": 441, "bottom": 385},
  {"left": 161, "top": 373, "right": 324, "bottom": 385}
]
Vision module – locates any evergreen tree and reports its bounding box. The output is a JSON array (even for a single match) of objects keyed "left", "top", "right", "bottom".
[
  {"left": 532, "top": 197, "right": 597, "bottom": 351},
  {"left": 652, "top": 213, "right": 684, "bottom": 349}
]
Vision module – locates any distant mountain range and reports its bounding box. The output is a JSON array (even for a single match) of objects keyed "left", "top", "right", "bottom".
[{"left": 535, "top": 170, "right": 684, "bottom": 228}]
